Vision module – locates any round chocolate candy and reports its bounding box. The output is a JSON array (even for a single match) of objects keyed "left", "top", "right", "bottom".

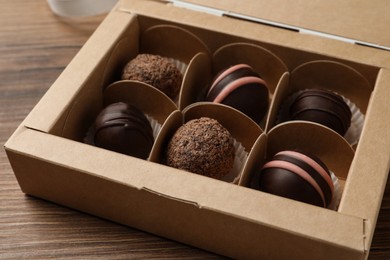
[
  {"left": 288, "top": 89, "right": 352, "bottom": 136},
  {"left": 206, "top": 64, "right": 269, "bottom": 123},
  {"left": 166, "top": 117, "right": 235, "bottom": 180},
  {"left": 121, "top": 54, "right": 183, "bottom": 100},
  {"left": 259, "top": 150, "right": 334, "bottom": 208},
  {"left": 94, "top": 102, "right": 154, "bottom": 159}
]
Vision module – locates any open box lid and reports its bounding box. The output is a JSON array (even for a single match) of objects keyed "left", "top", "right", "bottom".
[{"left": 159, "top": 0, "right": 390, "bottom": 51}]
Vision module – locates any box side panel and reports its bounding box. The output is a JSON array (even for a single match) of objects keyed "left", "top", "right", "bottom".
[
  {"left": 6, "top": 147, "right": 364, "bottom": 260},
  {"left": 5, "top": 128, "right": 365, "bottom": 259},
  {"left": 339, "top": 68, "right": 390, "bottom": 250}
]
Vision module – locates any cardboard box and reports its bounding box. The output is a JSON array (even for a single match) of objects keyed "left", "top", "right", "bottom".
[{"left": 5, "top": 0, "right": 390, "bottom": 259}]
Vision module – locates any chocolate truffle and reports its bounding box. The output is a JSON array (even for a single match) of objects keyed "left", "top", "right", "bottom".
[
  {"left": 259, "top": 150, "right": 334, "bottom": 208},
  {"left": 121, "top": 54, "right": 183, "bottom": 100},
  {"left": 288, "top": 89, "right": 352, "bottom": 136},
  {"left": 206, "top": 64, "right": 269, "bottom": 123},
  {"left": 94, "top": 102, "right": 154, "bottom": 159},
  {"left": 166, "top": 117, "right": 235, "bottom": 179}
]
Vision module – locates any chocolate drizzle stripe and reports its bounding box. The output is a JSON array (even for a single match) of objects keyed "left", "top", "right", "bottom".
[
  {"left": 262, "top": 160, "right": 326, "bottom": 207},
  {"left": 290, "top": 108, "right": 349, "bottom": 135},
  {"left": 93, "top": 103, "right": 155, "bottom": 152},
  {"left": 213, "top": 76, "right": 268, "bottom": 103},
  {"left": 207, "top": 64, "right": 252, "bottom": 96},
  {"left": 276, "top": 151, "right": 334, "bottom": 193},
  {"left": 290, "top": 90, "right": 352, "bottom": 133},
  {"left": 207, "top": 65, "right": 263, "bottom": 102},
  {"left": 94, "top": 121, "right": 154, "bottom": 145},
  {"left": 294, "top": 96, "right": 350, "bottom": 119},
  {"left": 272, "top": 154, "right": 333, "bottom": 205},
  {"left": 292, "top": 93, "right": 351, "bottom": 116},
  {"left": 98, "top": 115, "right": 152, "bottom": 133}
]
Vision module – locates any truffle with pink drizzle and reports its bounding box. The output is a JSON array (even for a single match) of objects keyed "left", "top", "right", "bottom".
[
  {"left": 259, "top": 150, "right": 334, "bottom": 208},
  {"left": 206, "top": 64, "right": 269, "bottom": 123}
]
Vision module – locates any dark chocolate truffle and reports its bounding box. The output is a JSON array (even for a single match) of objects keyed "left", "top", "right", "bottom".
[
  {"left": 166, "top": 117, "right": 235, "bottom": 179},
  {"left": 259, "top": 150, "right": 334, "bottom": 208},
  {"left": 94, "top": 102, "right": 154, "bottom": 159},
  {"left": 288, "top": 89, "right": 352, "bottom": 136},
  {"left": 206, "top": 64, "right": 269, "bottom": 123},
  {"left": 121, "top": 54, "right": 183, "bottom": 100}
]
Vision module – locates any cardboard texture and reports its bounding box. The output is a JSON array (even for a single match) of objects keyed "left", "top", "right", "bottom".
[
  {"left": 178, "top": 52, "right": 211, "bottom": 110},
  {"left": 5, "top": 0, "right": 390, "bottom": 259}
]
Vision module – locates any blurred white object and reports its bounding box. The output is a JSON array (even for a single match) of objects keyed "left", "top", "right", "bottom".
[{"left": 47, "top": 0, "right": 119, "bottom": 17}]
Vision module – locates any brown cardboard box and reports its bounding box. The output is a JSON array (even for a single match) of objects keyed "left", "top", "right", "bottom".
[{"left": 5, "top": 0, "right": 390, "bottom": 259}]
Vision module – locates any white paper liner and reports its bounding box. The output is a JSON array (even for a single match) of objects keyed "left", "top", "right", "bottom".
[
  {"left": 84, "top": 124, "right": 95, "bottom": 146},
  {"left": 220, "top": 139, "right": 249, "bottom": 183},
  {"left": 167, "top": 58, "right": 188, "bottom": 104},
  {"left": 145, "top": 114, "right": 162, "bottom": 141},
  {"left": 83, "top": 112, "right": 161, "bottom": 160},
  {"left": 168, "top": 58, "right": 188, "bottom": 76},
  {"left": 328, "top": 171, "right": 342, "bottom": 210},
  {"left": 277, "top": 89, "right": 365, "bottom": 145},
  {"left": 342, "top": 96, "right": 365, "bottom": 145}
]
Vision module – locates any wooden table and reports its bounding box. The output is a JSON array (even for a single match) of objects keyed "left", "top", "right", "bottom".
[{"left": 0, "top": 1, "right": 389, "bottom": 258}]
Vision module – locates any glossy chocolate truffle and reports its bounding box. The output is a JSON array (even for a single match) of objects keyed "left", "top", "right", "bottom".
[
  {"left": 288, "top": 89, "right": 352, "bottom": 136},
  {"left": 206, "top": 64, "right": 269, "bottom": 123},
  {"left": 121, "top": 54, "right": 183, "bottom": 100},
  {"left": 94, "top": 102, "right": 154, "bottom": 159},
  {"left": 259, "top": 150, "right": 334, "bottom": 208},
  {"left": 166, "top": 117, "right": 235, "bottom": 179}
]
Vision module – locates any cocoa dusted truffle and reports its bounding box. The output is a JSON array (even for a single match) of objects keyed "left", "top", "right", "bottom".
[
  {"left": 259, "top": 150, "right": 334, "bottom": 208},
  {"left": 287, "top": 89, "right": 352, "bottom": 136},
  {"left": 166, "top": 117, "right": 235, "bottom": 179},
  {"left": 121, "top": 54, "right": 183, "bottom": 100},
  {"left": 94, "top": 102, "right": 154, "bottom": 159},
  {"left": 206, "top": 64, "right": 269, "bottom": 123}
]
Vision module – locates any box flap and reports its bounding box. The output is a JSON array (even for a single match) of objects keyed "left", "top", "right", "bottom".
[{"left": 165, "top": 0, "right": 390, "bottom": 50}]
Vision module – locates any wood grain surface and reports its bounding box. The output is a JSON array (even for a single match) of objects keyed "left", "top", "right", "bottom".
[{"left": 0, "top": 1, "right": 389, "bottom": 259}]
